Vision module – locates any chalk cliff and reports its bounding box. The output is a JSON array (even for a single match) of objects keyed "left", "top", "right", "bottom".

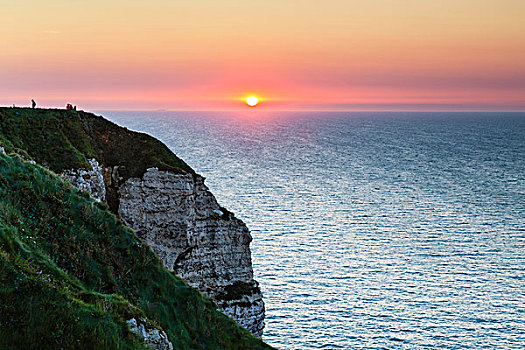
[
  {"left": 63, "top": 162, "right": 265, "bottom": 336},
  {"left": 118, "top": 169, "right": 265, "bottom": 336},
  {"left": 0, "top": 148, "right": 272, "bottom": 349},
  {"left": 3, "top": 107, "right": 266, "bottom": 336}
]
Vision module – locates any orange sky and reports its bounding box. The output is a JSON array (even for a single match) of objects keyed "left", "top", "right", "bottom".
[{"left": 2, "top": 0, "right": 525, "bottom": 110}]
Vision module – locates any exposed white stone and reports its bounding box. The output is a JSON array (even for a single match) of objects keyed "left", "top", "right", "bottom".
[
  {"left": 0, "top": 146, "right": 5, "bottom": 155},
  {"left": 119, "top": 168, "right": 265, "bottom": 337},
  {"left": 63, "top": 161, "right": 266, "bottom": 337},
  {"left": 126, "top": 318, "right": 173, "bottom": 350},
  {"left": 61, "top": 158, "right": 106, "bottom": 202}
]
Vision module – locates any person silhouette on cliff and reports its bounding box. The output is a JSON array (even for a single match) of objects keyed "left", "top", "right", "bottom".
[{"left": 31, "top": 99, "right": 36, "bottom": 109}]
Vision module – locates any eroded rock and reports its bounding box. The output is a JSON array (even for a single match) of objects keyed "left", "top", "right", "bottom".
[
  {"left": 61, "top": 158, "right": 106, "bottom": 202},
  {"left": 61, "top": 163, "right": 265, "bottom": 337},
  {"left": 119, "top": 168, "right": 265, "bottom": 336},
  {"left": 127, "top": 318, "right": 173, "bottom": 350}
]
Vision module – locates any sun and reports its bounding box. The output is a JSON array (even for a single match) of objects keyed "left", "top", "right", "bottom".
[{"left": 246, "top": 96, "right": 259, "bottom": 107}]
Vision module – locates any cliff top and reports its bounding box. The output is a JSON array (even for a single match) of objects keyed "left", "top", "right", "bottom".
[{"left": 0, "top": 107, "right": 194, "bottom": 180}]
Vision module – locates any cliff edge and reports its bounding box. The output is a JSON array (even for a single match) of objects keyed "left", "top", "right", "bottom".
[
  {"left": 0, "top": 107, "right": 265, "bottom": 336},
  {"left": 0, "top": 151, "right": 271, "bottom": 349}
]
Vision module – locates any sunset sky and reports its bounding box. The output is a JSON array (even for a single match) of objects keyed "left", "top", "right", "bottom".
[{"left": 2, "top": 0, "right": 525, "bottom": 111}]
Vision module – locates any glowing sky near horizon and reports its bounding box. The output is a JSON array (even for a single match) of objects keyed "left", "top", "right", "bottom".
[{"left": 2, "top": 0, "right": 525, "bottom": 110}]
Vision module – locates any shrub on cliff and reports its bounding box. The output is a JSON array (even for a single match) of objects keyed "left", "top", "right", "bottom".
[{"left": 0, "top": 107, "right": 193, "bottom": 179}]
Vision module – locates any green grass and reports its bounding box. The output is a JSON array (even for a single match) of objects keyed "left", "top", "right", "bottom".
[
  {"left": 0, "top": 107, "right": 194, "bottom": 179},
  {"left": 0, "top": 154, "right": 272, "bottom": 349}
]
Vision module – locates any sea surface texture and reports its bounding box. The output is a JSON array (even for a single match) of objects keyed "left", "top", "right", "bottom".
[{"left": 101, "top": 111, "right": 524, "bottom": 350}]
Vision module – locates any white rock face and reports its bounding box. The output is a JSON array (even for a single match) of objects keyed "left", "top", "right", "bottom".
[
  {"left": 126, "top": 318, "right": 173, "bottom": 350},
  {"left": 61, "top": 162, "right": 266, "bottom": 337},
  {"left": 0, "top": 146, "right": 5, "bottom": 155},
  {"left": 61, "top": 158, "right": 106, "bottom": 202},
  {"left": 119, "top": 168, "right": 265, "bottom": 337}
]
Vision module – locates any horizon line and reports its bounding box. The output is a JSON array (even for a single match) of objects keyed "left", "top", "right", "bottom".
[
  {"left": 2, "top": 106, "right": 525, "bottom": 113},
  {"left": 96, "top": 108, "right": 525, "bottom": 113}
]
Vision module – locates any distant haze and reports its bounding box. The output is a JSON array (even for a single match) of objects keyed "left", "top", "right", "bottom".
[{"left": 2, "top": 0, "right": 525, "bottom": 111}]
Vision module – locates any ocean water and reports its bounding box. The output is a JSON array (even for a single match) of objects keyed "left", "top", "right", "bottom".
[{"left": 101, "top": 111, "right": 525, "bottom": 350}]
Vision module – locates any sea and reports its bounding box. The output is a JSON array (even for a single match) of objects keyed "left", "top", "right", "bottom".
[{"left": 100, "top": 111, "right": 524, "bottom": 350}]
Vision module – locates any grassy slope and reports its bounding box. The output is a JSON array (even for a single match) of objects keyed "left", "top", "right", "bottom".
[
  {"left": 0, "top": 107, "right": 193, "bottom": 179},
  {"left": 0, "top": 154, "right": 271, "bottom": 349}
]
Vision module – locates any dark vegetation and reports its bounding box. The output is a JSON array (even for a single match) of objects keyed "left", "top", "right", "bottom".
[
  {"left": 0, "top": 154, "right": 271, "bottom": 349},
  {"left": 218, "top": 281, "right": 262, "bottom": 303},
  {"left": 0, "top": 107, "right": 194, "bottom": 180}
]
